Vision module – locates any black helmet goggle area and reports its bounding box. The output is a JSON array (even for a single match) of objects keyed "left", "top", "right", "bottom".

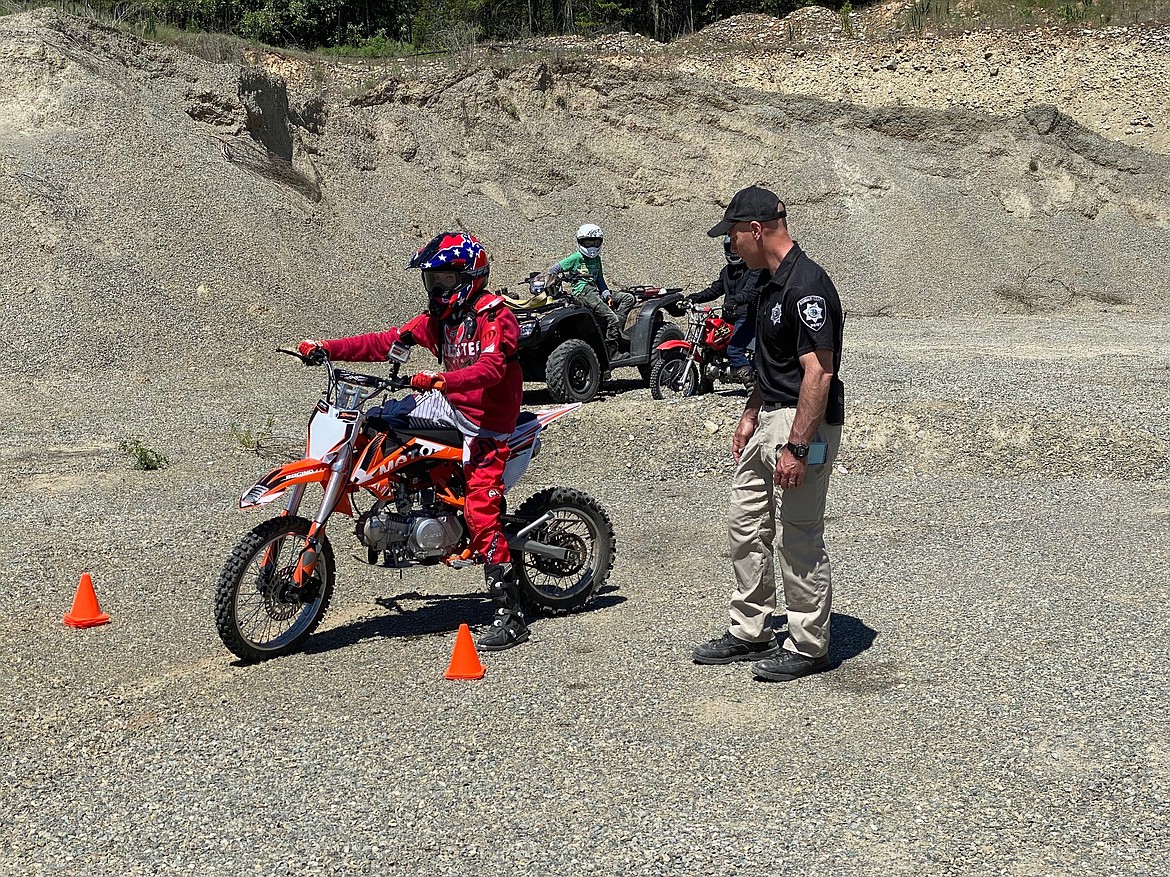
[
  {"left": 578, "top": 237, "right": 603, "bottom": 249},
  {"left": 421, "top": 269, "right": 466, "bottom": 293}
]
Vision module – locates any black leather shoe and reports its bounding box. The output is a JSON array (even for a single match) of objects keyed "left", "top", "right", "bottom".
[
  {"left": 751, "top": 650, "right": 828, "bottom": 681},
  {"left": 692, "top": 631, "right": 779, "bottom": 665}
]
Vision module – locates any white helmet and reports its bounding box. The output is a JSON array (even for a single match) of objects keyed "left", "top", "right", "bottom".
[{"left": 576, "top": 223, "right": 604, "bottom": 258}]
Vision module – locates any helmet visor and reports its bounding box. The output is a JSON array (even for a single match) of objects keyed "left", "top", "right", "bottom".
[
  {"left": 578, "top": 237, "right": 603, "bottom": 249},
  {"left": 422, "top": 269, "right": 462, "bottom": 293}
]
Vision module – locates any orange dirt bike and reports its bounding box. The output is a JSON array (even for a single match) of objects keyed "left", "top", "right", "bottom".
[{"left": 214, "top": 342, "right": 616, "bottom": 662}]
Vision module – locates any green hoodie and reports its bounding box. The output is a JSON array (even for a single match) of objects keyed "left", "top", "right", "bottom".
[{"left": 556, "top": 251, "right": 607, "bottom": 296}]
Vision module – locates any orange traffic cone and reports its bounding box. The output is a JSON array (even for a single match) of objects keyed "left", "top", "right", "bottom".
[
  {"left": 444, "top": 623, "right": 485, "bottom": 680},
  {"left": 63, "top": 572, "right": 110, "bottom": 629}
]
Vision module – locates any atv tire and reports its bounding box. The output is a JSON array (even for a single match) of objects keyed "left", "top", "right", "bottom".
[{"left": 546, "top": 339, "right": 602, "bottom": 403}]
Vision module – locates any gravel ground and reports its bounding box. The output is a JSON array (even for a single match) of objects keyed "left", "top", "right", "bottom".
[
  {"left": 2, "top": 10, "right": 1168, "bottom": 875},
  {"left": 2, "top": 314, "right": 1168, "bottom": 876}
]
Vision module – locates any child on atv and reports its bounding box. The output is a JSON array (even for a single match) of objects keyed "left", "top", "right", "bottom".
[
  {"left": 547, "top": 223, "right": 636, "bottom": 358},
  {"left": 297, "top": 231, "right": 530, "bottom": 651}
]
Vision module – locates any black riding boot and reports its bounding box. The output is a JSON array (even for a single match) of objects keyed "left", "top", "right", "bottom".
[
  {"left": 604, "top": 325, "right": 623, "bottom": 360},
  {"left": 479, "top": 562, "right": 530, "bottom": 651}
]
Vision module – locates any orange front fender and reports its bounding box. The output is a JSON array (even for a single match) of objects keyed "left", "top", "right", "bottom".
[{"left": 239, "top": 458, "right": 331, "bottom": 509}]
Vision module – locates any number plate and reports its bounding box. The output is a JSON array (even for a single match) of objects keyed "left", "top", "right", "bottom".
[{"left": 307, "top": 404, "right": 350, "bottom": 461}]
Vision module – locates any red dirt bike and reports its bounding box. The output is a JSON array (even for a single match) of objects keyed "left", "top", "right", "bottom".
[
  {"left": 649, "top": 301, "right": 753, "bottom": 399},
  {"left": 214, "top": 342, "right": 616, "bottom": 662}
]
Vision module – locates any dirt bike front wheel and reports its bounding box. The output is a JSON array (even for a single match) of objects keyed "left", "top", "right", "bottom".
[
  {"left": 214, "top": 516, "right": 335, "bottom": 662},
  {"left": 649, "top": 355, "right": 699, "bottom": 400},
  {"left": 512, "top": 487, "right": 616, "bottom": 615}
]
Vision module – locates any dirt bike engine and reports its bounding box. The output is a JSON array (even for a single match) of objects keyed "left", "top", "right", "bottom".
[{"left": 356, "top": 493, "right": 463, "bottom": 562}]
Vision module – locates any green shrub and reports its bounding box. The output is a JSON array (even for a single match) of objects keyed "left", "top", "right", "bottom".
[
  {"left": 839, "top": 1, "right": 853, "bottom": 35},
  {"left": 230, "top": 414, "right": 276, "bottom": 455},
  {"left": 119, "top": 438, "right": 170, "bottom": 471}
]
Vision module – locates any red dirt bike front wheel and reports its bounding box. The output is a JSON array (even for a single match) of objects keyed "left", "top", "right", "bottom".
[{"left": 649, "top": 355, "right": 701, "bottom": 400}]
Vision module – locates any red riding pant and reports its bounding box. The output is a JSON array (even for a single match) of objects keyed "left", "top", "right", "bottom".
[{"left": 463, "top": 436, "right": 511, "bottom": 564}]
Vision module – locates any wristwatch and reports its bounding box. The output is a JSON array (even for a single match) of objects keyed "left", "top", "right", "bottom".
[{"left": 784, "top": 442, "right": 810, "bottom": 459}]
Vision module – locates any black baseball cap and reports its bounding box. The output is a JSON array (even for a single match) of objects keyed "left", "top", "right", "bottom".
[{"left": 707, "top": 186, "right": 787, "bottom": 237}]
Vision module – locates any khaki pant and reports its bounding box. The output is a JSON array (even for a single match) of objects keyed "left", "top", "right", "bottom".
[{"left": 727, "top": 405, "right": 842, "bottom": 658}]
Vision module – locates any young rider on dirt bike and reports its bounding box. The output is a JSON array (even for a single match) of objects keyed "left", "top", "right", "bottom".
[
  {"left": 298, "top": 231, "right": 531, "bottom": 650},
  {"left": 671, "top": 234, "right": 763, "bottom": 384},
  {"left": 547, "top": 223, "right": 636, "bottom": 358}
]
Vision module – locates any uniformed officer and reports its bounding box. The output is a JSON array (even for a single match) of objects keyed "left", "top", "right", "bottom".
[{"left": 692, "top": 186, "right": 846, "bottom": 682}]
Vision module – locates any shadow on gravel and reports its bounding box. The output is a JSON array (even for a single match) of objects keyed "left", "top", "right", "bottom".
[
  {"left": 826, "top": 613, "right": 878, "bottom": 668},
  {"left": 769, "top": 611, "right": 877, "bottom": 669},
  {"left": 523, "top": 379, "right": 644, "bottom": 406},
  {"left": 300, "top": 586, "right": 626, "bottom": 654},
  {"left": 523, "top": 380, "right": 751, "bottom": 406}
]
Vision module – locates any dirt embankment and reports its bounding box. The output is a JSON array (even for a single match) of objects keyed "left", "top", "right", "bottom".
[
  {"left": 2, "top": 8, "right": 1168, "bottom": 390},
  {"left": 657, "top": 12, "right": 1170, "bottom": 154}
]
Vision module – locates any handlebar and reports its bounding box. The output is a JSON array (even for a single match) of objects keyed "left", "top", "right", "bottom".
[
  {"left": 277, "top": 346, "right": 320, "bottom": 366},
  {"left": 275, "top": 346, "right": 412, "bottom": 398},
  {"left": 667, "top": 299, "right": 726, "bottom": 320}
]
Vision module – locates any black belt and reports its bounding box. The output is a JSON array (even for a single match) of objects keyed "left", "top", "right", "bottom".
[{"left": 761, "top": 401, "right": 796, "bottom": 412}]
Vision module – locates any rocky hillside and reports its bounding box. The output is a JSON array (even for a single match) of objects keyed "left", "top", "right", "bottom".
[{"left": 1, "top": 8, "right": 1168, "bottom": 385}]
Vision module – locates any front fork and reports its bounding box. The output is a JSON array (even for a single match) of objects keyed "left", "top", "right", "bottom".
[
  {"left": 679, "top": 347, "right": 703, "bottom": 390},
  {"left": 257, "top": 450, "right": 352, "bottom": 589},
  {"left": 292, "top": 452, "right": 353, "bottom": 586}
]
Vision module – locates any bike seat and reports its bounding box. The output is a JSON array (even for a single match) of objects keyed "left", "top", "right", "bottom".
[{"left": 395, "top": 418, "right": 462, "bottom": 447}]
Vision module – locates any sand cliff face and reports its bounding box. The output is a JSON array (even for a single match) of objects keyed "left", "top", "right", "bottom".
[{"left": 1, "top": 7, "right": 1167, "bottom": 383}]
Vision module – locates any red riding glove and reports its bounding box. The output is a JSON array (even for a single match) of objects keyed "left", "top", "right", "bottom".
[
  {"left": 298, "top": 339, "right": 328, "bottom": 358},
  {"left": 410, "top": 371, "right": 446, "bottom": 393}
]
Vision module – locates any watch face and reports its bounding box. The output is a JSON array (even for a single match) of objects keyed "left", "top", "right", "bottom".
[{"left": 788, "top": 443, "right": 809, "bottom": 458}]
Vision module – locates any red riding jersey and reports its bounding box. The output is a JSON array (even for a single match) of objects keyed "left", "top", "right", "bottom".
[{"left": 323, "top": 293, "right": 523, "bottom": 435}]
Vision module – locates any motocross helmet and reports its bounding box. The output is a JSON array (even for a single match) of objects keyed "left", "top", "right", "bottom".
[
  {"left": 576, "top": 223, "right": 604, "bottom": 259},
  {"left": 408, "top": 231, "right": 490, "bottom": 320},
  {"left": 722, "top": 234, "right": 743, "bottom": 265}
]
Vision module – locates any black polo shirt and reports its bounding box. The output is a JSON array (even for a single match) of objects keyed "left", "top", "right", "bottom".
[{"left": 746, "top": 243, "right": 845, "bottom": 425}]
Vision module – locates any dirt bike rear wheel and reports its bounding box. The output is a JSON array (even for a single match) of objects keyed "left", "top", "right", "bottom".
[
  {"left": 512, "top": 487, "right": 616, "bottom": 614},
  {"left": 214, "top": 516, "right": 335, "bottom": 662},
  {"left": 649, "top": 355, "right": 699, "bottom": 400}
]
